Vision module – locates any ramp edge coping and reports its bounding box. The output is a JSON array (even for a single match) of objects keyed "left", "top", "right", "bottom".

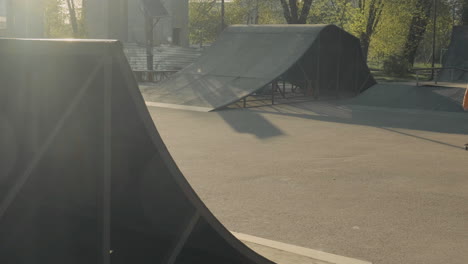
[{"left": 232, "top": 232, "right": 372, "bottom": 264}]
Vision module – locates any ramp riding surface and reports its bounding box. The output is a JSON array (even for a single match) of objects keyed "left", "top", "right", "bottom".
[
  {"left": 0, "top": 39, "right": 274, "bottom": 264},
  {"left": 346, "top": 83, "right": 466, "bottom": 112},
  {"left": 142, "top": 25, "right": 375, "bottom": 111}
]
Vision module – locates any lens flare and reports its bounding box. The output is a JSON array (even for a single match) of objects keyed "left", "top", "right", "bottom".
[{"left": 0, "top": 114, "right": 17, "bottom": 182}]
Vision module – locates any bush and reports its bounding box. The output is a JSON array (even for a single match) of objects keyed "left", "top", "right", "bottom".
[{"left": 382, "top": 55, "right": 411, "bottom": 76}]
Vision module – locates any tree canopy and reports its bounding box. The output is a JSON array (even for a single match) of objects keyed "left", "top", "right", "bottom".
[
  {"left": 45, "top": 0, "right": 468, "bottom": 70},
  {"left": 45, "top": 0, "right": 85, "bottom": 38}
]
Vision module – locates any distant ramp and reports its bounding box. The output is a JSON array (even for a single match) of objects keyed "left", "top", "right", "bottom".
[
  {"left": 439, "top": 26, "right": 468, "bottom": 82},
  {"left": 143, "top": 24, "right": 375, "bottom": 111}
]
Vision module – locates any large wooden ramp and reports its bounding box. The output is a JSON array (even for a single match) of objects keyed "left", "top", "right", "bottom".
[
  {"left": 142, "top": 25, "right": 375, "bottom": 111},
  {"left": 0, "top": 39, "right": 274, "bottom": 264}
]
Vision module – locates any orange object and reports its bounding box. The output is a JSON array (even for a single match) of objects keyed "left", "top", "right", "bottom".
[{"left": 464, "top": 88, "right": 468, "bottom": 111}]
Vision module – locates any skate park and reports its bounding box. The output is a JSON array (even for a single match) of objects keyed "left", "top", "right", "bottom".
[
  {"left": 146, "top": 24, "right": 468, "bottom": 262},
  {"left": 1, "top": 2, "right": 468, "bottom": 263}
]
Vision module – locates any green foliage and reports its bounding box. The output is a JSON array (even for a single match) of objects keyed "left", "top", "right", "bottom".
[
  {"left": 370, "top": 0, "right": 461, "bottom": 66},
  {"left": 45, "top": 0, "right": 86, "bottom": 38},
  {"left": 416, "top": 0, "right": 458, "bottom": 64},
  {"left": 189, "top": 1, "right": 220, "bottom": 46},
  {"left": 309, "top": 0, "right": 357, "bottom": 30},
  {"left": 45, "top": 0, "right": 69, "bottom": 37},
  {"left": 189, "top": 0, "right": 285, "bottom": 46},
  {"left": 228, "top": 0, "right": 285, "bottom": 25},
  {"left": 382, "top": 55, "right": 411, "bottom": 76},
  {"left": 188, "top": 0, "right": 464, "bottom": 66},
  {"left": 369, "top": 0, "right": 414, "bottom": 63}
]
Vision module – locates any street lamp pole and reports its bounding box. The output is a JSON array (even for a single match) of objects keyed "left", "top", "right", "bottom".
[
  {"left": 221, "top": 0, "right": 225, "bottom": 31},
  {"left": 431, "top": 0, "right": 437, "bottom": 79}
]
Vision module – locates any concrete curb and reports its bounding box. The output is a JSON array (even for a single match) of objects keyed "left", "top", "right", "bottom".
[{"left": 145, "top": 101, "right": 211, "bottom": 112}]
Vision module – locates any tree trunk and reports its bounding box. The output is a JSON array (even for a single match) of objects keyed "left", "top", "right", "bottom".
[
  {"left": 221, "top": 0, "right": 225, "bottom": 31},
  {"left": 298, "top": 0, "right": 313, "bottom": 23},
  {"left": 402, "top": 0, "right": 432, "bottom": 67},
  {"left": 359, "top": 0, "right": 384, "bottom": 62},
  {"left": 360, "top": 33, "right": 371, "bottom": 62},
  {"left": 65, "top": 0, "right": 79, "bottom": 38},
  {"left": 82, "top": 0, "right": 88, "bottom": 36},
  {"left": 145, "top": 15, "right": 154, "bottom": 71},
  {"left": 279, "top": 0, "right": 313, "bottom": 24}
]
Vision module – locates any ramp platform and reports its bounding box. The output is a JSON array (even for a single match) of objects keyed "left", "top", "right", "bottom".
[
  {"left": 346, "top": 83, "right": 466, "bottom": 112},
  {"left": 439, "top": 26, "right": 468, "bottom": 82},
  {"left": 0, "top": 39, "right": 274, "bottom": 264}
]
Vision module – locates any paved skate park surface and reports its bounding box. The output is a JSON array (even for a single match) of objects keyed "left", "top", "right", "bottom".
[{"left": 148, "top": 95, "right": 468, "bottom": 264}]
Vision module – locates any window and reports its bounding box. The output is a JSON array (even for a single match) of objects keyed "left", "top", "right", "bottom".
[{"left": 0, "top": 0, "right": 6, "bottom": 30}]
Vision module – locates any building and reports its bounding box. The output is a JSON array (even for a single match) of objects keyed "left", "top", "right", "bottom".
[
  {"left": 0, "top": 0, "right": 194, "bottom": 72},
  {"left": 0, "top": 0, "right": 6, "bottom": 36},
  {"left": 0, "top": 0, "right": 44, "bottom": 38},
  {"left": 86, "top": 0, "right": 189, "bottom": 47}
]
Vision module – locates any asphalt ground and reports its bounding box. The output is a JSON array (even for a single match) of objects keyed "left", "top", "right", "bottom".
[{"left": 147, "top": 101, "right": 468, "bottom": 264}]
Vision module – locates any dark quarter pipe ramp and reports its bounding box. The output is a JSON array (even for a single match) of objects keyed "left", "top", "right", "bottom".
[
  {"left": 440, "top": 26, "right": 468, "bottom": 82},
  {"left": 0, "top": 39, "right": 274, "bottom": 264},
  {"left": 143, "top": 25, "right": 376, "bottom": 111}
]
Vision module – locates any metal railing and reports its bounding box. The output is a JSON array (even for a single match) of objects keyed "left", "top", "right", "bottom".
[
  {"left": 133, "top": 70, "right": 178, "bottom": 83},
  {"left": 413, "top": 67, "right": 468, "bottom": 86}
]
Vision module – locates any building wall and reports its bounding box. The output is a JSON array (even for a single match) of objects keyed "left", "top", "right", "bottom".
[
  {"left": 0, "top": 0, "right": 6, "bottom": 36},
  {"left": 162, "top": 0, "right": 189, "bottom": 47},
  {"left": 87, "top": 0, "right": 189, "bottom": 47},
  {"left": 126, "top": 0, "right": 144, "bottom": 44},
  {"left": 85, "top": 0, "right": 128, "bottom": 40},
  {"left": 128, "top": 0, "right": 189, "bottom": 47}
]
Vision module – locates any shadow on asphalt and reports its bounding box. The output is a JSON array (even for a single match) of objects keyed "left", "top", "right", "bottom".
[
  {"left": 248, "top": 102, "right": 468, "bottom": 149},
  {"left": 217, "top": 110, "right": 284, "bottom": 139}
]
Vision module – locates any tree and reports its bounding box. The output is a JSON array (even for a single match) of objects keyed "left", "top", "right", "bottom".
[
  {"left": 279, "top": 0, "right": 314, "bottom": 24},
  {"left": 65, "top": 0, "right": 79, "bottom": 37},
  {"left": 45, "top": 0, "right": 85, "bottom": 38},
  {"left": 306, "top": 0, "right": 383, "bottom": 61},
  {"left": 189, "top": 0, "right": 218, "bottom": 47},
  {"left": 233, "top": 0, "right": 260, "bottom": 24},
  {"left": 416, "top": 0, "right": 455, "bottom": 65},
  {"left": 402, "top": 0, "right": 433, "bottom": 67},
  {"left": 229, "top": 0, "right": 285, "bottom": 25},
  {"left": 45, "top": 0, "right": 72, "bottom": 37},
  {"left": 140, "top": 0, "right": 167, "bottom": 71},
  {"left": 357, "top": 0, "right": 384, "bottom": 61},
  {"left": 309, "top": 0, "right": 355, "bottom": 28}
]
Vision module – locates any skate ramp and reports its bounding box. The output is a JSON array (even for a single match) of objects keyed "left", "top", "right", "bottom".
[
  {"left": 0, "top": 38, "right": 274, "bottom": 264},
  {"left": 347, "top": 83, "right": 466, "bottom": 112},
  {"left": 440, "top": 26, "right": 468, "bottom": 82},
  {"left": 143, "top": 24, "right": 375, "bottom": 111}
]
